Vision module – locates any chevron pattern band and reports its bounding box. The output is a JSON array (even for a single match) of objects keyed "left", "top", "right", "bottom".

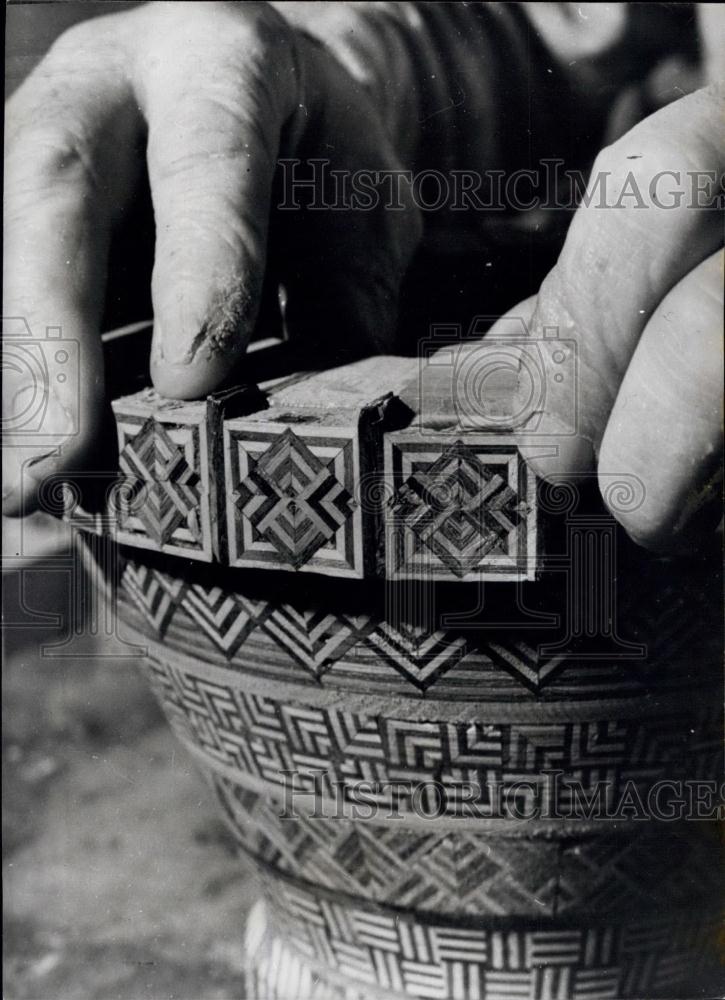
[{"left": 118, "top": 557, "right": 718, "bottom": 703}]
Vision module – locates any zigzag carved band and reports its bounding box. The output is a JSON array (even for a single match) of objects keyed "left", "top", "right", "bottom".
[{"left": 118, "top": 554, "right": 720, "bottom": 705}]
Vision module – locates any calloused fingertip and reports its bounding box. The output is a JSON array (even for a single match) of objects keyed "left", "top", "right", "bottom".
[
  {"left": 149, "top": 355, "right": 235, "bottom": 401},
  {"left": 150, "top": 275, "right": 259, "bottom": 399}
]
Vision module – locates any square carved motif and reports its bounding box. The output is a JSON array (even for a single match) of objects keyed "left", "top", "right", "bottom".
[
  {"left": 384, "top": 434, "right": 537, "bottom": 581},
  {"left": 111, "top": 409, "right": 213, "bottom": 560},
  {"left": 224, "top": 421, "right": 364, "bottom": 577}
]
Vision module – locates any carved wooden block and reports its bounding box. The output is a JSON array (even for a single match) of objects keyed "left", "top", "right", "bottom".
[
  {"left": 109, "top": 384, "right": 260, "bottom": 561},
  {"left": 223, "top": 357, "right": 413, "bottom": 577},
  {"left": 61, "top": 331, "right": 546, "bottom": 581},
  {"left": 384, "top": 432, "right": 538, "bottom": 581}
]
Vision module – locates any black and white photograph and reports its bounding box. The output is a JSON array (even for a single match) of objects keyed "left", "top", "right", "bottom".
[{"left": 3, "top": 3, "right": 724, "bottom": 998}]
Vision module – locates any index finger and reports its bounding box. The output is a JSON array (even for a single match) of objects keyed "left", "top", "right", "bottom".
[{"left": 135, "top": 3, "right": 300, "bottom": 400}]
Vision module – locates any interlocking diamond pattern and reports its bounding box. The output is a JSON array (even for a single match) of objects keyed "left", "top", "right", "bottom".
[
  {"left": 390, "top": 441, "right": 529, "bottom": 578},
  {"left": 118, "top": 418, "right": 201, "bottom": 546}
]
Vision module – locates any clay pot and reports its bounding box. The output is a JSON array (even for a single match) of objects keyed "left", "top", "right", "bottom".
[{"left": 107, "top": 537, "right": 722, "bottom": 999}]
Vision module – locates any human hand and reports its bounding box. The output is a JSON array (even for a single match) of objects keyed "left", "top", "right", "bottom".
[
  {"left": 485, "top": 86, "right": 723, "bottom": 550},
  {"left": 2, "top": 1, "right": 422, "bottom": 514}
]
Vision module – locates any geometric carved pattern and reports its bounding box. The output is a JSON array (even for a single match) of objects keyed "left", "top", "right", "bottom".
[
  {"left": 245, "top": 882, "right": 718, "bottom": 1000},
  {"left": 119, "top": 559, "right": 720, "bottom": 702},
  {"left": 233, "top": 427, "right": 356, "bottom": 568},
  {"left": 110, "top": 391, "right": 214, "bottom": 560},
  {"left": 121, "top": 562, "right": 186, "bottom": 637},
  {"left": 210, "top": 777, "right": 719, "bottom": 919},
  {"left": 358, "top": 620, "right": 467, "bottom": 691},
  {"left": 113, "top": 563, "right": 563, "bottom": 694},
  {"left": 392, "top": 441, "right": 528, "bottom": 575},
  {"left": 385, "top": 435, "right": 537, "bottom": 581},
  {"left": 179, "top": 584, "right": 266, "bottom": 660},
  {"left": 118, "top": 418, "right": 201, "bottom": 546},
  {"left": 225, "top": 422, "right": 363, "bottom": 577},
  {"left": 121, "top": 562, "right": 259, "bottom": 656},
  {"left": 257, "top": 605, "right": 361, "bottom": 679},
  {"left": 485, "top": 641, "right": 567, "bottom": 694},
  {"left": 71, "top": 357, "right": 548, "bottom": 580},
  {"left": 212, "top": 777, "right": 547, "bottom": 917},
  {"left": 141, "top": 654, "right": 721, "bottom": 820}
]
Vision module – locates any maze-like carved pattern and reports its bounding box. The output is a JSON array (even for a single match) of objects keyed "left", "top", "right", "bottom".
[
  {"left": 385, "top": 436, "right": 536, "bottom": 581},
  {"left": 226, "top": 424, "right": 362, "bottom": 576},
  {"left": 211, "top": 777, "right": 717, "bottom": 918},
  {"left": 142, "top": 654, "right": 721, "bottom": 819},
  {"left": 247, "top": 880, "right": 717, "bottom": 1000}
]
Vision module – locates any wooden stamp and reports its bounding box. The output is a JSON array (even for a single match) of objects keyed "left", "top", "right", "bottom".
[
  {"left": 223, "top": 357, "right": 413, "bottom": 577},
  {"left": 63, "top": 337, "right": 545, "bottom": 580},
  {"left": 107, "top": 383, "right": 262, "bottom": 561}
]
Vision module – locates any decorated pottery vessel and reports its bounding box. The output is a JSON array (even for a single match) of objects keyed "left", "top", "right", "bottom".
[{"left": 60, "top": 342, "right": 722, "bottom": 999}]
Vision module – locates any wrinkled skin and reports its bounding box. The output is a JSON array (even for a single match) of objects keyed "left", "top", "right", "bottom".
[{"left": 3, "top": 2, "right": 723, "bottom": 551}]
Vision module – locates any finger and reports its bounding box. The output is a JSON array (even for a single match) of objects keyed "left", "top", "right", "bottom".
[
  {"left": 697, "top": 4, "right": 725, "bottom": 85},
  {"left": 2, "top": 16, "right": 140, "bottom": 515},
  {"left": 135, "top": 3, "right": 301, "bottom": 399},
  {"left": 274, "top": 39, "right": 421, "bottom": 360},
  {"left": 598, "top": 249, "right": 723, "bottom": 550},
  {"left": 510, "top": 84, "right": 724, "bottom": 478}
]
